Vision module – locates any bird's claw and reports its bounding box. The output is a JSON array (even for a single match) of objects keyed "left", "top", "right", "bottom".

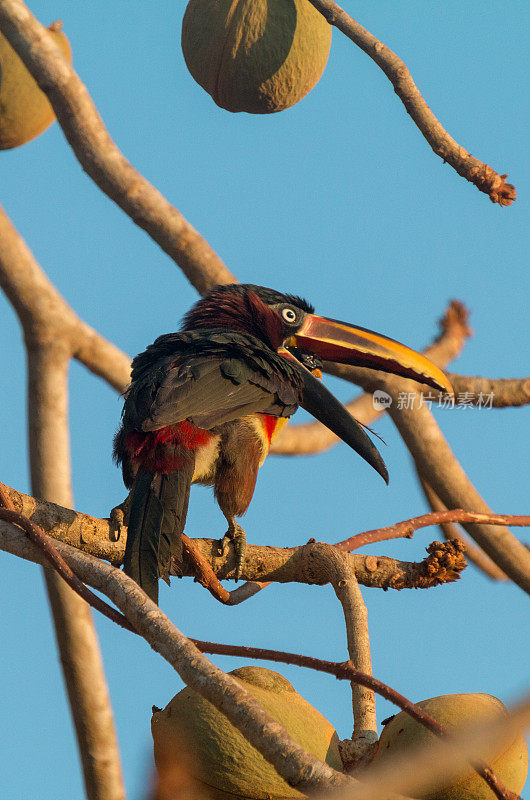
[
  {"left": 109, "top": 496, "right": 131, "bottom": 542},
  {"left": 219, "top": 523, "right": 247, "bottom": 582}
]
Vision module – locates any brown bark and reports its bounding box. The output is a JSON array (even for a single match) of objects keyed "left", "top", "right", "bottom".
[
  {"left": 325, "top": 358, "right": 530, "bottom": 594},
  {"left": 25, "top": 346, "right": 126, "bottom": 800},
  {"left": 418, "top": 479, "right": 508, "bottom": 581},
  {"left": 0, "top": 0, "right": 236, "bottom": 295},
  {"left": 306, "top": 0, "right": 516, "bottom": 205},
  {"left": 1, "top": 484, "right": 467, "bottom": 591},
  {"left": 446, "top": 374, "right": 530, "bottom": 407}
]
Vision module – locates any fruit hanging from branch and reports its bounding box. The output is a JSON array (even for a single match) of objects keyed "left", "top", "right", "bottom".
[
  {"left": 372, "top": 693, "right": 528, "bottom": 800},
  {"left": 0, "top": 21, "right": 71, "bottom": 150},
  {"left": 181, "top": 0, "right": 332, "bottom": 114},
  {"left": 152, "top": 666, "right": 342, "bottom": 798}
]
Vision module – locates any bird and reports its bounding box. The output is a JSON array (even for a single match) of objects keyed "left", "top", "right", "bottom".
[{"left": 113, "top": 283, "right": 452, "bottom": 604}]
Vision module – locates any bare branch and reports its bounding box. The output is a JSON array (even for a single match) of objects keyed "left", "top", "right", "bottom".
[
  {"left": 0, "top": 515, "right": 517, "bottom": 800},
  {"left": 181, "top": 533, "right": 230, "bottom": 604},
  {"left": 313, "top": 546, "right": 378, "bottom": 765},
  {"left": 182, "top": 533, "right": 271, "bottom": 605},
  {"left": 386, "top": 397, "right": 530, "bottom": 594},
  {"left": 418, "top": 479, "right": 508, "bottom": 581},
  {"left": 335, "top": 509, "right": 530, "bottom": 553},
  {"left": 271, "top": 300, "right": 471, "bottom": 456},
  {"left": 0, "top": 199, "right": 127, "bottom": 795},
  {"left": 23, "top": 346, "right": 126, "bottom": 800},
  {"left": 0, "top": 518, "right": 354, "bottom": 795},
  {"left": 0, "top": 203, "right": 131, "bottom": 392},
  {"left": 306, "top": 0, "right": 516, "bottom": 205},
  {"left": 1, "top": 484, "right": 466, "bottom": 591},
  {"left": 446, "top": 373, "right": 530, "bottom": 407},
  {"left": 0, "top": 0, "right": 236, "bottom": 294},
  {"left": 316, "top": 350, "right": 530, "bottom": 594}
]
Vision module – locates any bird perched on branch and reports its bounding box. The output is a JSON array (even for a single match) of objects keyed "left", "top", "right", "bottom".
[{"left": 114, "top": 284, "right": 451, "bottom": 604}]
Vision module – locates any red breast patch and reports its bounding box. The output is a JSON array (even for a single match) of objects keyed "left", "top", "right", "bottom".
[{"left": 124, "top": 422, "right": 213, "bottom": 472}]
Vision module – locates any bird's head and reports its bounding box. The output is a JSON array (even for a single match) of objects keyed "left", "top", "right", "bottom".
[{"left": 183, "top": 284, "right": 453, "bottom": 482}]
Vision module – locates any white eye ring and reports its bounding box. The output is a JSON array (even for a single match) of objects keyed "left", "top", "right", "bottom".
[{"left": 281, "top": 307, "right": 297, "bottom": 323}]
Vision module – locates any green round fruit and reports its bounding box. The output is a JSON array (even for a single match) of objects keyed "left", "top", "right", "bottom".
[
  {"left": 181, "top": 0, "right": 332, "bottom": 113},
  {"left": 0, "top": 21, "right": 72, "bottom": 150},
  {"left": 152, "top": 666, "right": 343, "bottom": 799},
  {"left": 373, "top": 693, "right": 528, "bottom": 800}
]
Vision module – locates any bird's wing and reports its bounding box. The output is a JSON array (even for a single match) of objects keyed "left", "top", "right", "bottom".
[{"left": 138, "top": 355, "right": 300, "bottom": 431}]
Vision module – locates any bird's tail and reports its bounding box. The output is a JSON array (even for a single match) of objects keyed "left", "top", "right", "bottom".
[{"left": 122, "top": 461, "right": 194, "bottom": 604}]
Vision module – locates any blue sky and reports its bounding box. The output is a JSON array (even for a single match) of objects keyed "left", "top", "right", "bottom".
[{"left": 1, "top": 2, "right": 528, "bottom": 798}]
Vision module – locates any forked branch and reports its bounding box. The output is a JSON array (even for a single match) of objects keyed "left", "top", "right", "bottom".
[
  {"left": 0, "top": 483, "right": 468, "bottom": 591},
  {"left": 0, "top": 508, "right": 519, "bottom": 800},
  {"left": 0, "top": 0, "right": 236, "bottom": 294}
]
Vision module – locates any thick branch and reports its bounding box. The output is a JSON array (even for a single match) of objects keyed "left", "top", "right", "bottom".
[
  {"left": 0, "top": 1, "right": 236, "bottom": 294},
  {"left": 1, "top": 484, "right": 466, "bottom": 591},
  {"left": 317, "top": 546, "right": 377, "bottom": 765},
  {"left": 271, "top": 299, "right": 471, "bottom": 456},
  {"left": 0, "top": 517, "right": 517, "bottom": 800},
  {"left": 0, "top": 203, "right": 131, "bottom": 392},
  {"left": 306, "top": 0, "right": 516, "bottom": 205},
  {"left": 24, "top": 347, "right": 125, "bottom": 800},
  {"left": 1, "top": 520, "right": 355, "bottom": 795},
  {"left": 446, "top": 373, "right": 530, "bottom": 408}
]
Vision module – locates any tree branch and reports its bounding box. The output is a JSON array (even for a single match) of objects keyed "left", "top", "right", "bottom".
[
  {"left": 1, "top": 483, "right": 467, "bottom": 591},
  {"left": 0, "top": 0, "right": 236, "bottom": 294},
  {"left": 181, "top": 533, "right": 271, "bottom": 605},
  {"left": 0, "top": 195, "right": 127, "bottom": 799},
  {"left": 23, "top": 345, "right": 126, "bottom": 800},
  {"left": 0, "top": 203, "right": 131, "bottom": 392},
  {"left": 318, "top": 546, "right": 378, "bottom": 766},
  {"left": 318, "top": 356, "right": 530, "bottom": 594},
  {"left": 446, "top": 373, "right": 530, "bottom": 407},
  {"left": 0, "top": 513, "right": 518, "bottom": 800},
  {"left": 0, "top": 516, "right": 355, "bottom": 795},
  {"left": 418, "top": 479, "right": 508, "bottom": 581},
  {"left": 306, "top": 0, "right": 516, "bottom": 205},
  {"left": 388, "top": 397, "right": 530, "bottom": 594},
  {"left": 335, "top": 509, "right": 530, "bottom": 553}
]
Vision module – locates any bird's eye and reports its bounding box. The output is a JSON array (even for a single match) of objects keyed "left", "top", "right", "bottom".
[{"left": 281, "top": 307, "right": 297, "bottom": 324}]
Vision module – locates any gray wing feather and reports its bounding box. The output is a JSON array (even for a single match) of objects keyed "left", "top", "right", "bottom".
[{"left": 141, "top": 357, "right": 288, "bottom": 431}]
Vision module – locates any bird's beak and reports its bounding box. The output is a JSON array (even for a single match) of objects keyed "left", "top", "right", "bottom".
[
  {"left": 279, "top": 347, "right": 389, "bottom": 483},
  {"left": 280, "top": 317, "right": 452, "bottom": 483},
  {"left": 289, "top": 314, "right": 453, "bottom": 394}
]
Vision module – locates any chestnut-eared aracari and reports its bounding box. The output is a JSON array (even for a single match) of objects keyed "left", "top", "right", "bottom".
[{"left": 114, "top": 284, "right": 452, "bottom": 604}]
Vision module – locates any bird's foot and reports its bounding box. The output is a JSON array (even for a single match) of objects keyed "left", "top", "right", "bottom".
[
  {"left": 109, "top": 495, "right": 131, "bottom": 542},
  {"left": 219, "top": 521, "right": 247, "bottom": 582}
]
